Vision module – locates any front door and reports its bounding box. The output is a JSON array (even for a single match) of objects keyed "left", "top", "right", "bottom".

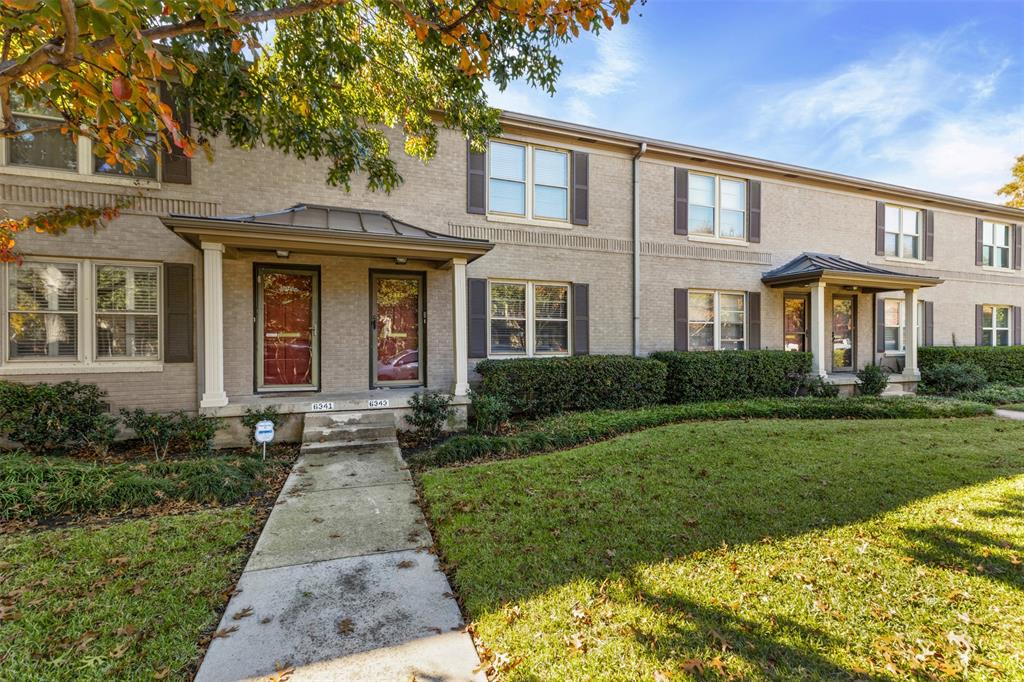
[
  {"left": 256, "top": 266, "right": 319, "bottom": 391},
  {"left": 831, "top": 294, "right": 856, "bottom": 372},
  {"left": 371, "top": 272, "right": 424, "bottom": 387}
]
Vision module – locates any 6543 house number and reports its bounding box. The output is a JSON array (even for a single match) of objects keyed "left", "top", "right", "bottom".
[{"left": 367, "top": 399, "right": 390, "bottom": 408}]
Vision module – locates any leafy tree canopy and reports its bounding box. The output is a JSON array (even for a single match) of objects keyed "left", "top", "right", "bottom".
[
  {"left": 0, "top": 0, "right": 636, "bottom": 261},
  {"left": 997, "top": 154, "right": 1024, "bottom": 209}
]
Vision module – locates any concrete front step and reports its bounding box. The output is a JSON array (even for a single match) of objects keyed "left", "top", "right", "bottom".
[{"left": 300, "top": 411, "right": 399, "bottom": 456}]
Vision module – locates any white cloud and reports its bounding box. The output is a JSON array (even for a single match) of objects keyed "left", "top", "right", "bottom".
[
  {"left": 563, "top": 29, "right": 640, "bottom": 97},
  {"left": 566, "top": 97, "right": 597, "bottom": 124}
]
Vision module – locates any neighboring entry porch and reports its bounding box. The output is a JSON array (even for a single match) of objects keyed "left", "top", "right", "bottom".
[{"left": 764, "top": 253, "right": 942, "bottom": 387}]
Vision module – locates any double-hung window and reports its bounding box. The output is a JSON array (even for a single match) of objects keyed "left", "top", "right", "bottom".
[
  {"left": 7, "top": 261, "right": 80, "bottom": 359},
  {"left": 688, "top": 173, "right": 747, "bottom": 240},
  {"left": 487, "top": 141, "right": 569, "bottom": 221},
  {"left": 688, "top": 291, "right": 746, "bottom": 351},
  {"left": 882, "top": 299, "right": 924, "bottom": 352},
  {"left": 95, "top": 265, "right": 160, "bottom": 359},
  {"left": 981, "top": 221, "right": 1012, "bottom": 269},
  {"left": 488, "top": 281, "right": 570, "bottom": 356},
  {"left": 883, "top": 204, "right": 922, "bottom": 259},
  {"left": 981, "top": 305, "right": 1011, "bottom": 347}
]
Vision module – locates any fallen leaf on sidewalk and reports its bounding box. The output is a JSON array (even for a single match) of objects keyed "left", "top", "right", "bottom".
[
  {"left": 397, "top": 560, "right": 415, "bottom": 569},
  {"left": 232, "top": 607, "right": 254, "bottom": 620},
  {"left": 337, "top": 618, "right": 355, "bottom": 635},
  {"left": 212, "top": 625, "right": 239, "bottom": 640}
]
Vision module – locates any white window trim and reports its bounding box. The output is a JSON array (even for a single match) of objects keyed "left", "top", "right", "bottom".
[
  {"left": 1, "top": 257, "right": 164, "bottom": 374},
  {"left": 882, "top": 299, "right": 924, "bottom": 355},
  {"left": 486, "top": 279, "right": 571, "bottom": 358},
  {"left": 981, "top": 221, "right": 1013, "bottom": 270},
  {"left": 883, "top": 203, "right": 924, "bottom": 261},
  {"left": 486, "top": 140, "right": 570, "bottom": 225},
  {"left": 981, "top": 304, "right": 1012, "bottom": 347},
  {"left": 687, "top": 172, "right": 748, "bottom": 242},
  {"left": 688, "top": 289, "right": 747, "bottom": 351}
]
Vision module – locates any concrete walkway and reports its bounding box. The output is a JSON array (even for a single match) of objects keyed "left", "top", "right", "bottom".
[
  {"left": 196, "top": 417, "right": 483, "bottom": 682},
  {"left": 995, "top": 408, "right": 1024, "bottom": 421}
]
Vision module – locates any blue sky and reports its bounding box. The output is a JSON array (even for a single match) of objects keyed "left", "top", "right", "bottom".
[{"left": 485, "top": 0, "right": 1024, "bottom": 203}]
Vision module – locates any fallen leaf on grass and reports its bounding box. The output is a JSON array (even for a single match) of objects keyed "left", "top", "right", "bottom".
[
  {"left": 710, "top": 628, "right": 732, "bottom": 652},
  {"left": 681, "top": 659, "right": 704, "bottom": 674},
  {"left": 153, "top": 667, "right": 171, "bottom": 679},
  {"left": 565, "top": 632, "right": 587, "bottom": 653}
]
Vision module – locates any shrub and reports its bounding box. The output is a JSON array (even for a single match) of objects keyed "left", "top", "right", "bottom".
[
  {"left": 0, "top": 380, "right": 118, "bottom": 455},
  {"left": 650, "top": 350, "right": 812, "bottom": 403},
  {"left": 956, "top": 383, "right": 1024, "bottom": 405},
  {"left": 406, "top": 392, "right": 454, "bottom": 445},
  {"left": 802, "top": 375, "right": 840, "bottom": 398},
  {"left": 919, "top": 345, "right": 1024, "bottom": 386},
  {"left": 242, "top": 405, "right": 284, "bottom": 452},
  {"left": 476, "top": 355, "right": 667, "bottom": 419},
  {"left": 469, "top": 390, "right": 510, "bottom": 435},
  {"left": 919, "top": 362, "right": 988, "bottom": 396},
  {"left": 174, "top": 412, "right": 224, "bottom": 457},
  {"left": 856, "top": 364, "right": 889, "bottom": 397},
  {"left": 120, "top": 409, "right": 180, "bottom": 460}
]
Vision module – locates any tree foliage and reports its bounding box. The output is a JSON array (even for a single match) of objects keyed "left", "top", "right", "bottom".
[
  {"left": 997, "top": 154, "right": 1024, "bottom": 208},
  {"left": 0, "top": 0, "right": 637, "bottom": 261}
]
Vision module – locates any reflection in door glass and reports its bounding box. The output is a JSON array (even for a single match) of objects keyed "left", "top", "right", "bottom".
[
  {"left": 262, "top": 272, "right": 314, "bottom": 386},
  {"left": 832, "top": 297, "right": 854, "bottom": 370},
  {"left": 376, "top": 278, "right": 421, "bottom": 383},
  {"left": 784, "top": 296, "right": 807, "bottom": 352}
]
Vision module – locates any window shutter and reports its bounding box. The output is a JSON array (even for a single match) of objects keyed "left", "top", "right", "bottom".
[
  {"left": 1014, "top": 224, "right": 1022, "bottom": 271},
  {"left": 571, "top": 151, "right": 589, "bottom": 226},
  {"left": 673, "top": 168, "right": 688, "bottom": 235},
  {"left": 467, "top": 278, "right": 487, "bottom": 358},
  {"left": 1014, "top": 306, "right": 1022, "bottom": 346},
  {"left": 924, "top": 210, "right": 935, "bottom": 261},
  {"left": 875, "top": 298, "right": 886, "bottom": 353},
  {"left": 466, "top": 141, "right": 487, "bottom": 215},
  {"left": 975, "top": 304, "right": 983, "bottom": 346},
  {"left": 875, "top": 202, "right": 886, "bottom": 255},
  {"left": 975, "top": 218, "right": 984, "bottom": 266},
  {"left": 164, "top": 263, "right": 194, "bottom": 363},
  {"left": 159, "top": 83, "right": 191, "bottom": 185},
  {"left": 572, "top": 283, "right": 590, "bottom": 355},
  {"left": 747, "top": 180, "right": 761, "bottom": 243},
  {"left": 746, "top": 291, "right": 761, "bottom": 349},
  {"left": 673, "top": 288, "right": 688, "bottom": 351},
  {"left": 924, "top": 301, "right": 934, "bottom": 347}
]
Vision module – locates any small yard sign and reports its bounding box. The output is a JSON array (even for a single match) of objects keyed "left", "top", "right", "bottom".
[{"left": 254, "top": 419, "right": 275, "bottom": 460}]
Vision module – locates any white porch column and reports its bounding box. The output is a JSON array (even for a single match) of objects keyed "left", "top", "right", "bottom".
[
  {"left": 451, "top": 257, "right": 470, "bottom": 396},
  {"left": 200, "top": 242, "right": 229, "bottom": 408},
  {"left": 903, "top": 288, "right": 919, "bottom": 378},
  {"left": 810, "top": 281, "right": 828, "bottom": 377}
]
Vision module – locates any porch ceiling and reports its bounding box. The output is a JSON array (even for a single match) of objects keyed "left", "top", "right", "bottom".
[
  {"left": 162, "top": 204, "right": 493, "bottom": 263},
  {"left": 761, "top": 252, "right": 943, "bottom": 292}
]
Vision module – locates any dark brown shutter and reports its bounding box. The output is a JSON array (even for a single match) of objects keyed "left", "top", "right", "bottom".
[
  {"left": 975, "top": 218, "right": 984, "bottom": 266},
  {"left": 673, "top": 169, "right": 688, "bottom": 235},
  {"left": 164, "top": 263, "right": 194, "bottom": 363},
  {"left": 571, "top": 151, "right": 589, "bottom": 226},
  {"left": 746, "top": 291, "right": 761, "bottom": 349},
  {"left": 572, "top": 283, "right": 589, "bottom": 355},
  {"left": 466, "top": 141, "right": 487, "bottom": 215},
  {"left": 875, "top": 201, "right": 886, "bottom": 255},
  {"left": 1014, "top": 306, "right": 1022, "bottom": 346},
  {"left": 924, "top": 210, "right": 935, "bottom": 261},
  {"left": 876, "top": 297, "right": 886, "bottom": 353},
  {"left": 975, "top": 304, "right": 984, "bottom": 346},
  {"left": 747, "top": 180, "right": 761, "bottom": 243},
  {"left": 1014, "top": 224, "right": 1022, "bottom": 270},
  {"left": 673, "top": 288, "right": 688, "bottom": 351},
  {"left": 924, "top": 301, "right": 934, "bottom": 347},
  {"left": 467, "top": 278, "right": 487, "bottom": 358},
  {"left": 159, "top": 83, "right": 191, "bottom": 184}
]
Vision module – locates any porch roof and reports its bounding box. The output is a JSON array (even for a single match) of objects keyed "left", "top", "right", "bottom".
[
  {"left": 761, "top": 252, "right": 943, "bottom": 291},
  {"left": 162, "top": 204, "right": 493, "bottom": 263}
]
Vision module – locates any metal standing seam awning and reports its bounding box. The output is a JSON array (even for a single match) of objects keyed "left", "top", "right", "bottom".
[
  {"left": 761, "top": 252, "right": 943, "bottom": 292},
  {"left": 161, "top": 203, "right": 494, "bottom": 263}
]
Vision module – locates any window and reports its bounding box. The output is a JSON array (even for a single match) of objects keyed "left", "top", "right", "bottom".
[
  {"left": 7, "top": 261, "right": 79, "bottom": 359},
  {"left": 487, "top": 141, "right": 569, "bottom": 221},
  {"left": 883, "top": 299, "right": 924, "bottom": 352},
  {"left": 982, "top": 221, "right": 1012, "bottom": 269},
  {"left": 883, "top": 204, "right": 922, "bottom": 259},
  {"left": 488, "top": 281, "right": 570, "bottom": 356},
  {"left": 981, "top": 304, "right": 1011, "bottom": 347},
  {"left": 688, "top": 291, "right": 746, "bottom": 351},
  {"left": 784, "top": 295, "right": 808, "bottom": 352},
  {"left": 3, "top": 259, "right": 161, "bottom": 366},
  {"left": 688, "top": 173, "right": 747, "bottom": 240}
]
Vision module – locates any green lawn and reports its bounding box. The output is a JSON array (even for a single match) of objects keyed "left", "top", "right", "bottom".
[
  {"left": 0, "top": 508, "right": 257, "bottom": 680},
  {"left": 421, "top": 418, "right": 1024, "bottom": 680}
]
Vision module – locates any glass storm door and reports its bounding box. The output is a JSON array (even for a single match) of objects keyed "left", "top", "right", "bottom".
[
  {"left": 831, "top": 295, "right": 856, "bottom": 372},
  {"left": 256, "top": 267, "right": 318, "bottom": 391},
  {"left": 784, "top": 294, "right": 809, "bottom": 352},
  {"left": 372, "top": 273, "right": 423, "bottom": 387}
]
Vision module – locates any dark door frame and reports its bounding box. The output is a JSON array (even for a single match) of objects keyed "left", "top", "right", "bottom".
[
  {"left": 368, "top": 269, "right": 427, "bottom": 389},
  {"left": 252, "top": 263, "right": 322, "bottom": 394},
  {"left": 830, "top": 293, "right": 857, "bottom": 373},
  {"left": 783, "top": 292, "right": 810, "bottom": 353}
]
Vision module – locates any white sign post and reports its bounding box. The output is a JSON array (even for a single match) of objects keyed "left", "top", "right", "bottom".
[{"left": 254, "top": 419, "right": 275, "bottom": 461}]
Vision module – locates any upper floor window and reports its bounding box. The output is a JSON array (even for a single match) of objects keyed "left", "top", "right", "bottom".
[
  {"left": 883, "top": 299, "right": 924, "bottom": 352},
  {"left": 488, "top": 280, "right": 569, "bottom": 356},
  {"left": 689, "top": 174, "right": 746, "bottom": 240},
  {"left": 981, "top": 221, "right": 1012, "bottom": 269},
  {"left": 883, "top": 204, "right": 922, "bottom": 259},
  {"left": 488, "top": 141, "right": 569, "bottom": 221},
  {"left": 981, "top": 304, "right": 1011, "bottom": 347},
  {"left": 689, "top": 290, "right": 745, "bottom": 351}
]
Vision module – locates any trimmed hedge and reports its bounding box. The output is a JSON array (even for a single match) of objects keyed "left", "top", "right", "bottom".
[
  {"left": 412, "top": 397, "right": 993, "bottom": 467},
  {"left": 476, "top": 355, "right": 667, "bottom": 419},
  {"left": 919, "top": 346, "right": 1024, "bottom": 386},
  {"left": 651, "top": 350, "right": 812, "bottom": 403}
]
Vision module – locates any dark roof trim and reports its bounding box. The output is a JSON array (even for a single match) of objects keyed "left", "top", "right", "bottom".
[{"left": 762, "top": 252, "right": 943, "bottom": 289}]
